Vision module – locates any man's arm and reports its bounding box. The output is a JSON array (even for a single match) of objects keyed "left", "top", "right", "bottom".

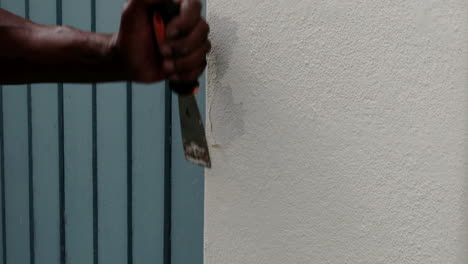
[
  {"left": 0, "top": 0, "right": 210, "bottom": 85},
  {"left": 0, "top": 8, "right": 126, "bottom": 84}
]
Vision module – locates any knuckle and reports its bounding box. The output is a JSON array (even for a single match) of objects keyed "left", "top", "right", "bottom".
[{"left": 177, "top": 49, "right": 205, "bottom": 71}]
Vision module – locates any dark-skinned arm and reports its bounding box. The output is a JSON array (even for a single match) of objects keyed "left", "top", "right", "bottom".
[
  {"left": 0, "top": 0, "right": 210, "bottom": 85},
  {"left": 0, "top": 8, "right": 125, "bottom": 84}
]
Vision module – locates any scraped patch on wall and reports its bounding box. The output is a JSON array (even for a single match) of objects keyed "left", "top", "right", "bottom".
[{"left": 207, "top": 15, "right": 245, "bottom": 148}]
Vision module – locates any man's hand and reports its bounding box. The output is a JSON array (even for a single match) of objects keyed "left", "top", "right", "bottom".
[{"left": 116, "top": 0, "right": 211, "bottom": 83}]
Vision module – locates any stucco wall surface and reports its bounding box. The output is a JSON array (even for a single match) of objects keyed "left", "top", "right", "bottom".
[{"left": 205, "top": 0, "right": 468, "bottom": 263}]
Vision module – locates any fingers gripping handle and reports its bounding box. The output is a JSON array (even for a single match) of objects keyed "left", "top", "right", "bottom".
[{"left": 153, "top": 1, "right": 200, "bottom": 96}]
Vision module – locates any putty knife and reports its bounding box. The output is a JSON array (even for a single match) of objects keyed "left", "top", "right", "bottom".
[{"left": 153, "top": 1, "right": 211, "bottom": 168}]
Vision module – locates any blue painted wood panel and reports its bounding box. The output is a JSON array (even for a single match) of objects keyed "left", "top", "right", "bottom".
[
  {"left": 62, "top": 0, "right": 95, "bottom": 263},
  {"left": 29, "top": 1, "right": 61, "bottom": 264},
  {"left": 30, "top": 86, "right": 60, "bottom": 264},
  {"left": 63, "top": 84, "right": 94, "bottom": 264},
  {"left": 2, "top": 2, "right": 31, "bottom": 264},
  {"left": 3, "top": 82, "right": 30, "bottom": 264},
  {"left": 0, "top": 0, "right": 206, "bottom": 263},
  {"left": 132, "top": 83, "right": 166, "bottom": 264},
  {"left": 0, "top": 89, "right": 4, "bottom": 264},
  {"left": 95, "top": 1, "right": 129, "bottom": 263},
  {"left": 3, "top": 85, "right": 30, "bottom": 264}
]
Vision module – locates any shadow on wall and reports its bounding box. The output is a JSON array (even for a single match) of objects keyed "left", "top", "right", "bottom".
[{"left": 207, "top": 14, "right": 246, "bottom": 148}]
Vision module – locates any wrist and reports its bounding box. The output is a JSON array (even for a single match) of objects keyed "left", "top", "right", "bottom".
[{"left": 100, "top": 33, "right": 132, "bottom": 81}]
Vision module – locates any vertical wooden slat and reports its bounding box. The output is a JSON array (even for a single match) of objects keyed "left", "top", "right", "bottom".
[
  {"left": 96, "top": 82, "right": 127, "bottom": 264},
  {"left": 0, "top": 27, "right": 4, "bottom": 264},
  {"left": 133, "top": 82, "right": 166, "bottom": 264},
  {"left": 95, "top": 1, "right": 128, "bottom": 264},
  {"left": 169, "top": 4, "right": 207, "bottom": 264},
  {"left": 170, "top": 2, "right": 207, "bottom": 260},
  {"left": 29, "top": 0, "right": 61, "bottom": 263},
  {"left": 55, "top": 2, "right": 67, "bottom": 263},
  {"left": 0, "top": 1, "right": 4, "bottom": 260},
  {"left": 3, "top": 83, "right": 30, "bottom": 264},
  {"left": 0, "top": 2, "right": 4, "bottom": 264},
  {"left": 91, "top": 3, "right": 98, "bottom": 264},
  {"left": 126, "top": 86, "right": 133, "bottom": 264},
  {"left": 30, "top": 90, "right": 60, "bottom": 264},
  {"left": 0, "top": 86, "right": 4, "bottom": 264},
  {"left": 170, "top": 75, "right": 206, "bottom": 263},
  {"left": 61, "top": 1, "right": 94, "bottom": 264},
  {"left": 170, "top": 78, "right": 205, "bottom": 264},
  {"left": 27, "top": 86, "right": 35, "bottom": 264},
  {"left": 0, "top": 89, "right": 4, "bottom": 264},
  {"left": 164, "top": 84, "right": 172, "bottom": 264},
  {"left": 1, "top": 1, "right": 31, "bottom": 263},
  {"left": 126, "top": 84, "right": 133, "bottom": 264},
  {"left": 63, "top": 84, "right": 94, "bottom": 264},
  {"left": 25, "top": 4, "right": 35, "bottom": 264}
]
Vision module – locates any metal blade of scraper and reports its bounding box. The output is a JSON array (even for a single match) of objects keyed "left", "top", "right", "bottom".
[{"left": 178, "top": 95, "right": 211, "bottom": 168}]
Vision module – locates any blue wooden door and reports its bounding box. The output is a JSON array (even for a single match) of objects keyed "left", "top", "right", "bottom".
[{"left": 0, "top": 0, "right": 205, "bottom": 264}]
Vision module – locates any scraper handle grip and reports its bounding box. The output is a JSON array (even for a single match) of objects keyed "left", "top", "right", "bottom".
[{"left": 153, "top": 1, "right": 200, "bottom": 96}]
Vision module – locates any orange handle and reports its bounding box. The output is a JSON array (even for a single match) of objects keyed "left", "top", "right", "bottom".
[{"left": 153, "top": 14, "right": 167, "bottom": 43}]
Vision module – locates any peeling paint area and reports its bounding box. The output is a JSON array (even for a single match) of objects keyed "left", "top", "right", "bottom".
[
  {"left": 183, "top": 141, "right": 211, "bottom": 168},
  {"left": 206, "top": 14, "right": 246, "bottom": 148}
]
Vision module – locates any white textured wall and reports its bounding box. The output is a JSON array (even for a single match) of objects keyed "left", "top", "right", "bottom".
[{"left": 205, "top": 0, "right": 467, "bottom": 263}]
